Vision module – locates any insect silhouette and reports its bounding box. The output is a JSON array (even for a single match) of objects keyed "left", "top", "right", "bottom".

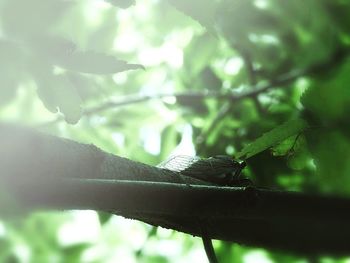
[{"left": 158, "top": 155, "right": 251, "bottom": 186}]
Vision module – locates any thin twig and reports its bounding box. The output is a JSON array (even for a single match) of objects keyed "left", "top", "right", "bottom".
[
  {"left": 237, "top": 47, "right": 257, "bottom": 85},
  {"left": 194, "top": 46, "right": 350, "bottom": 153},
  {"left": 38, "top": 47, "right": 349, "bottom": 128},
  {"left": 196, "top": 46, "right": 260, "bottom": 263},
  {"left": 202, "top": 233, "right": 219, "bottom": 263},
  {"left": 238, "top": 47, "right": 267, "bottom": 115}
]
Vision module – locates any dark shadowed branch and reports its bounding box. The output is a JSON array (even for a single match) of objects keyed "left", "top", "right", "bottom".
[{"left": 1, "top": 124, "right": 350, "bottom": 255}]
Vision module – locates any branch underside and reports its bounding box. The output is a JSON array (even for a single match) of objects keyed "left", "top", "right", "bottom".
[
  {"left": 1, "top": 124, "right": 350, "bottom": 255},
  {"left": 3, "top": 178, "right": 350, "bottom": 255}
]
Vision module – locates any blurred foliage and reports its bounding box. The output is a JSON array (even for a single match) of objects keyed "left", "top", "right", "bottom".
[{"left": 1, "top": 0, "right": 350, "bottom": 262}]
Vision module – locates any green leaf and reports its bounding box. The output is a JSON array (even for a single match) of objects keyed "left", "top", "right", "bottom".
[
  {"left": 306, "top": 130, "right": 350, "bottom": 194},
  {"left": 216, "top": 0, "right": 278, "bottom": 44},
  {"left": 167, "top": 0, "right": 218, "bottom": 33},
  {"left": 59, "top": 50, "right": 144, "bottom": 74},
  {"left": 236, "top": 119, "right": 308, "bottom": 160},
  {"left": 302, "top": 61, "right": 350, "bottom": 123},
  {"left": 182, "top": 33, "right": 218, "bottom": 77},
  {"left": 271, "top": 135, "right": 300, "bottom": 157},
  {"left": 34, "top": 68, "right": 83, "bottom": 124},
  {"left": 27, "top": 35, "right": 145, "bottom": 75}
]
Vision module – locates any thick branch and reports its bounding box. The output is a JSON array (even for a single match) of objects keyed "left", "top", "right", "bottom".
[
  {"left": 1, "top": 124, "right": 350, "bottom": 255},
  {"left": 0, "top": 123, "right": 209, "bottom": 186}
]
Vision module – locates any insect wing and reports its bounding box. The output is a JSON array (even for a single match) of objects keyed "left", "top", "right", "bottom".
[
  {"left": 157, "top": 155, "right": 200, "bottom": 172},
  {"left": 157, "top": 155, "right": 249, "bottom": 186}
]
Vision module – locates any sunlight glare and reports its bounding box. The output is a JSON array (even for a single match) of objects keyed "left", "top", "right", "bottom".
[
  {"left": 140, "top": 126, "right": 161, "bottom": 155},
  {"left": 138, "top": 47, "right": 164, "bottom": 66},
  {"left": 249, "top": 34, "right": 279, "bottom": 45},
  {"left": 161, "top": 43, "right": 184, "bottom": 69},
  {"left": 134, "top": 0, "right": 152, "bottom": 20},
  {"left": 224, "top": 57, "right": 244, "bottom": 75},
  {"left": 0, "top": 221, "right": 5, "bottom": 237},
  {"left": 84, "top": 0, "right": 111, "bottom": 26},
  {"left": 13, "top": 244, "right": 30, "bottom": 263},
  {"left": 112, "top": 132, "right": 125, "bottom": 148},
  {"left": 168, "top": 124, "right": 196, "bottom": 157},
  {"left": 162, "top": 95, "right": 177, "bottom": 105},
  {"left": 254, "top": 0, "right": 269, "bottom": 9},
  {"left": 243, "top": 250, "right": 273, "bottom": 263},
  {"left": 112, "top": 72, "right": 128, "bottom": 85},
  {"left": 113, "top": 33, "right": 140, "bottom": 53},
  {"left": 58, "top": 211, "right": 101, "bottom": 246}
]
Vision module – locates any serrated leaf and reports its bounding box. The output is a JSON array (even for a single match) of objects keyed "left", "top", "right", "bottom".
[
  {"left": 272, "top": 135, "right": 300, "bottom": 156},
  {"left": 58, "top": 50, "right": 144, "bottom": 74},
  {"left": 65, "top": 72, "right": 99, "bottom": 101},
  {"left": 167, "top": 0, "right": 217, "bottom": 33},
  {"left": 236, "top": 119, "right": 308, "bottom": 160},
  {"left": 33, "top": 66, "right": 83, "bottom": 124},
  {"left": 27, "top": 35, "right": 145, "bottom": 75}
]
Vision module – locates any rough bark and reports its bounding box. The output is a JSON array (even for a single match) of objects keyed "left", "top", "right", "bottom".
[{"left": 1, "top": 123, "right": 350, "bottom": 255}]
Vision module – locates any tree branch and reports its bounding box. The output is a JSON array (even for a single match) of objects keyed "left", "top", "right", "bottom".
[
  {"left": 195, "top": 46, "right": 350, "bottom": 153},
  {"left": 1, "top": 124, "right": 350, "bottom": 255},
  {"left": 39, "top": 46, "right": 350, "bottom": 127}
]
